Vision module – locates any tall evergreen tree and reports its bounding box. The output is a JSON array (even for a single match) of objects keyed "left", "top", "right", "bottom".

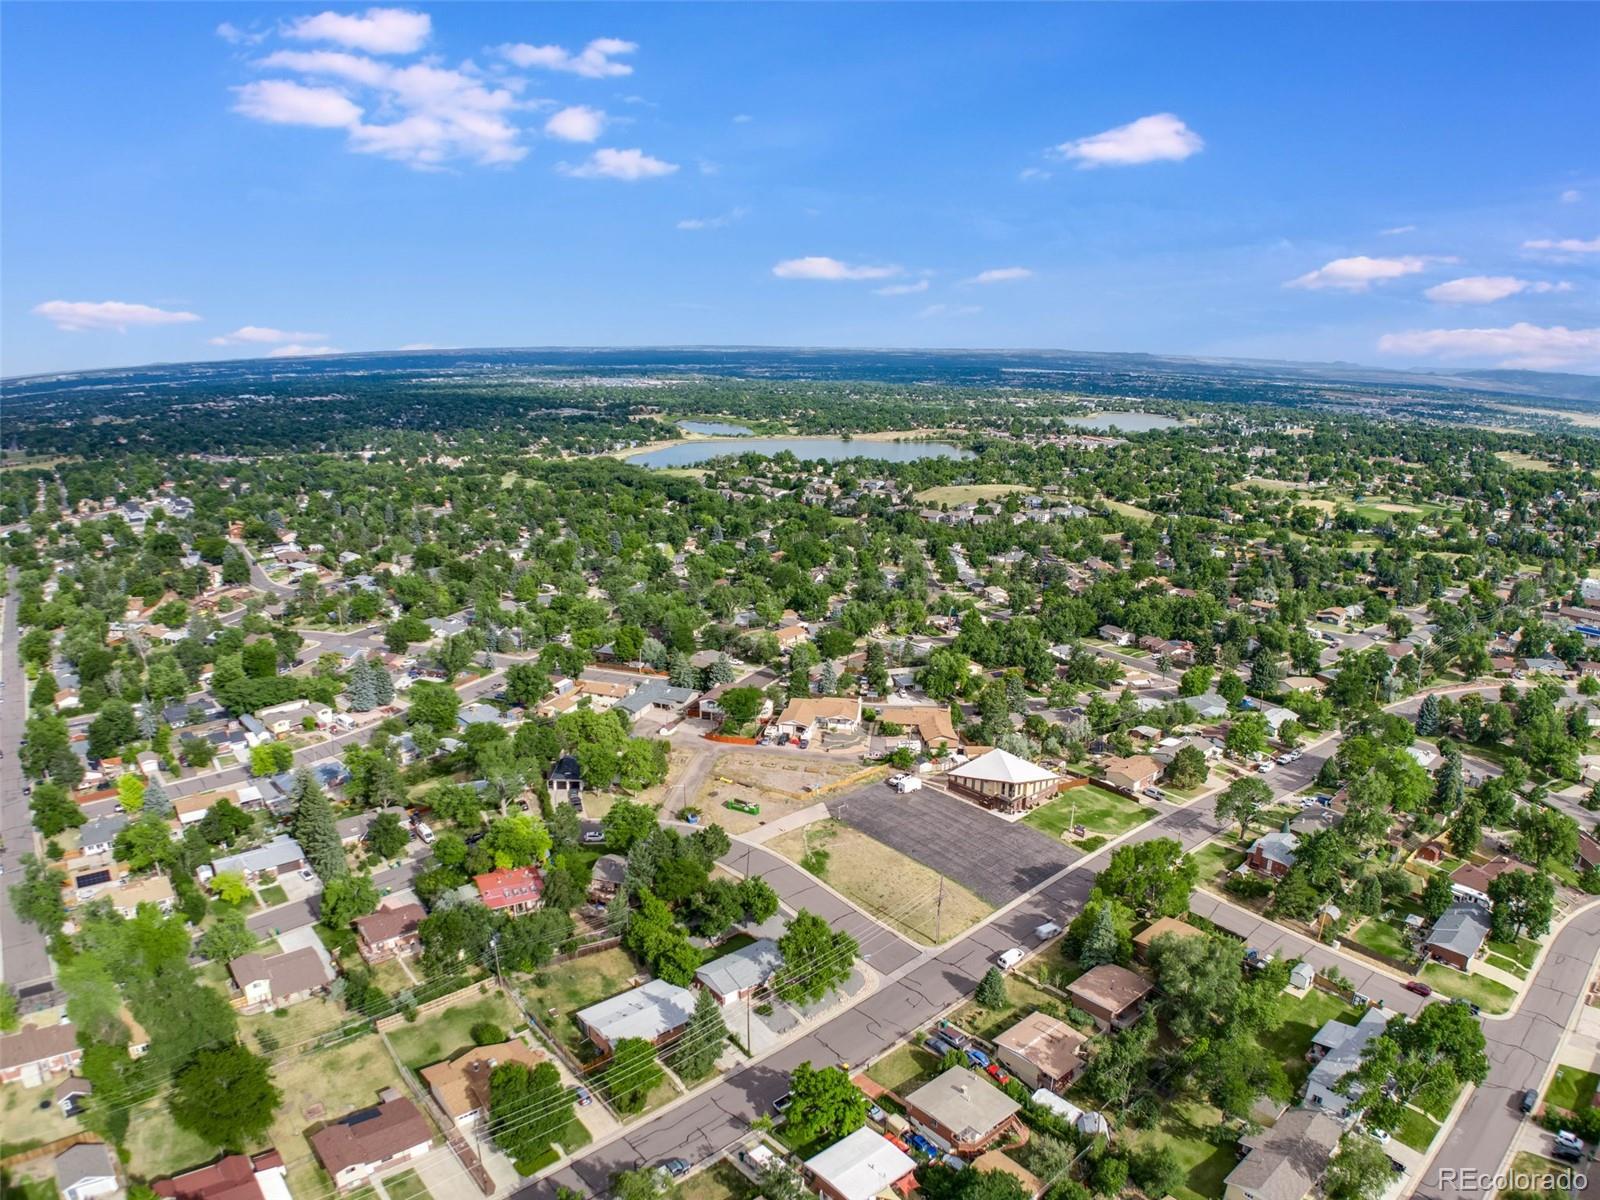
[
  {"left": 1415, "top": 693, "right": 1441, "bottom": 736},
  {"left": 289, "top": 769, "right": 347, "bottom": 882},
  {"left": 371, "top": 665, "right": 395, "bottom": 706},
  {"left": 143, "top": 777, "right": 173, "bottom": 817},
  {"left": 347, "top": 659, "right": 377, "bottom": 712},
  {"left": 669, "top": 986, "right": 728, "bottom": 1081}
]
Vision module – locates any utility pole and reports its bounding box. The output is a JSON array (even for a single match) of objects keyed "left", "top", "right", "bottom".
[{"left": 935, "top": 873, "right": 945, "bottom": 943}]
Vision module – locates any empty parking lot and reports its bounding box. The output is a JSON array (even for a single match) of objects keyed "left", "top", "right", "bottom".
[{"left": 826, "top": 784, "right": 1078, "bottom": 906}]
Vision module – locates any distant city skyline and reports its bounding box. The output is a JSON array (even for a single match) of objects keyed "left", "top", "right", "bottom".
[{"left": 2, "top": 2, "right": 1597, "bottom": 377}]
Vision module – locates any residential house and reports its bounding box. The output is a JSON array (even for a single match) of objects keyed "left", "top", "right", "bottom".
[
  {"left": 1132, "top": 916, "right": 1204, "bottom": 962},
  {"left": 803, "top": 1128, "right": 918, "bottom": 1200},
  {"left": 772, "top": 696, "right": 862, "bottom": 742},
  {"left": 108, "top": 873, "right": 176, "bottom": 918},
  {"left": 257, "top": 700, "right": 332, "bottom": 734},
  {"left": 589, "top": 854, "right": 628, "bottom": 903},
  {"left": 575, "top": 979, "right": 697, "bottom": 1055},
  {"left": 694, "top": 938, "right": 784, "bottom": 1006},
  {"left": 1066, "top": 964, "right": 1155, "bottom": 1031},
  {"left": 1425, "top": 902, "right": 1493, "bottom": 971},
  {"left": 992, "top": 1012, "right": 1087, "bottom": 1093},
  {"left": 352, "top": 902, "right": 426, "bottom": 964},
  {"left": 1149, "top": 735, "right": 1222, "bottom": 767},
  {"left": 0, "top": 1022, "right": 83, "bottom": 1086},
  {"left": 1449, "top": 857, "right": 1530, "bottom": 907},
  {"left": 548, "top": 755, "right": 583, "bottom": 808},
  {"left": 1303, "top": 1007, "right": 1392, "bottom": 1114},
  {"left": 1099, "top": 754, "right": 1162, "bottom": 794},
  {"left": 55, "top": 1142, "right": 122, "bottom": 1200},
  {"left": 876, "top": 704, "right": 961, "bottom": 754},
  {"left": 1222, "top": 1108, "right": 1343, "bottom": 1200},
  {"left": 229, "top": 947, "right": 335, "bottom": 1010},
  {"left": 903, "top": 1067, "right": 1024, "bottom": 1154},
  {"left": 474, "top": 866, "right": 543, "bottom": 914},
  {"left": 56, "top": 1075, "right": 94, "bottom": 1115},
  {"left": 420, "top": 1039, "right": 544, "bottom": 1129},
  {"left": 617, "top": 680, "right": 696, "bottom": 718},
  {"left": 309, "top": 1094, "right": 433, "bottom": 1190},
  {"left": 1098, "top": 625, "right": 1134, "bottom": 646},
  {"left": 1247, "top": 830, "right": 1300, "bottom": 878},
  {"left": 79, "top": 811, "right": 130, "bottom": 857},
  {"left": 152, "top": 1150, "right": 292, "bottom": 1200},
  {"left": 946, "top": 749, "right": 1062, "bottom": 814},
  {"left": 208, "top": 835, "right": 306, "bottom": 884}
]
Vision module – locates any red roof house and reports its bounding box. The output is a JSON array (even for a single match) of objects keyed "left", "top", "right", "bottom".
[{"left": 473, "top": 866, "right": 542, "bottom": 914}]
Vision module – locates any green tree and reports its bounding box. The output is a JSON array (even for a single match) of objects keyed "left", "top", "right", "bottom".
[
  {"left": 1164, "top": 744, "right": 1208, "bottom": 791},
  {"left": 1415, "top": 693, "right": 1441, "bottom": 736},
  {"left": 1513, "top": 805, "right": 1578, "bottom": 869},
  {"left": 408, "top": 680, "right": 461, "bottom": 733},
  {"left": 366, "top": 811, "right": 410, "bottom": 860},
  {"left": 1215, "top": 776, "right": 1272, "bottom": 842},
  {"left": 1420, "top": 873, "right": 1454, "bottom": 921},
  {"left": 320, "top": 874, "right": 381, "bottom": 929},
  {"left": 9, "top": 854, "right": 67, "bottom": 936},
  {"left": 784, "top": 1061, "right": 867, "bottom": 1146},
  {"left": 669, "top": 986, "right": 728, "bottom": 1082},
  {"left": 975, "top": 966, "right": 1008, "bottom": 1008},
  {"left": 168, "top": 1043, "right": 282, "bottom": 1150},
  {"left": 1224, "top": 712, "right": 1270, "bottom": 759},
  {"left": 1487, "top": 869, "right": 1555, "bottom": 939},
  {"left": 603, "top": 799, "right": 659, "bottom": 853},
  {"left": 606, "top": 1037, "right": 664, "bottom": 1114},
  {"left": 489, "top": 1060, "right": 574, "bottom": 1172},
  {"left": 1324, "top": 1134, "right": 1394, "bottom": 1200},
  {"left": 717, "top": 686, "right": 765, "bottom": 725},
  {"left": 1077, "top": 902, "right": 1130, "bottom": 969},
  {"left": 198, "top": 908, "right": 258, "bottom": 962},
  {"left": 117, "top": 773, "right": 147, "bottom": 812},
  {"left": 288, "top": 769, "right": 347, "bottom": 881},
  {"left": 775, "top": 910, "right": 858, "bottom": 1006},
  {"left": 210, "top": 870, "right": 251, "bottom": 905},
  {"left": 1093, "top": 838, "right": 1196, "bottom": 919}
]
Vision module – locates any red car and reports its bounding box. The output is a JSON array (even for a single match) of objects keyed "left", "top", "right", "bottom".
[
  {"left": 1403, "top": 980, "right": 1432, "bottom": 997},
  {"left": 986, "top": 1062, "right": 1011, "bottom": 1085}
]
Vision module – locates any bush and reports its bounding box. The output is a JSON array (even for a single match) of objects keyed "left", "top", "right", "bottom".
[
  {"left": 471, "top": 1021, "right": 507, "bottom": 1045},
  {"left": 1225, "top": 872, "right": 1272, "bottom": 900},
  {"left": 800, "top": 849, "right": 830, "bottom": 876}
]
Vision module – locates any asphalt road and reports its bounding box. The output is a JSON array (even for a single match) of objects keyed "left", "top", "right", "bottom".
[{"left": 0, "top": 575, "right": 56, "bottom": 993}]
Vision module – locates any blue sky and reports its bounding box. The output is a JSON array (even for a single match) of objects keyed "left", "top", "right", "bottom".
[{"left": 3, "top": 3, "right": 1597, "bottom": 377}]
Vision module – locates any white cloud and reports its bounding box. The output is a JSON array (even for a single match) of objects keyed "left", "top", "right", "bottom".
[
  {"left": 874, "top": 280, "right": 930, "bottom": 295},
  {"left": 1424, "top": 276, "right": 1571, "bottom": 305},
  {"left": 676, "top": 206, "right": 748, "bottom": 231},
  {"left": 234, "top": 78, "right": 364, "bottom": 128},
  {"left": 1523, "top": 236, "right": 1600, "bottom": 254},
  {"left": 1560, "top": 189, "right": 1582, "bottom": 204},
  {"left": 544, "top": 105, "right": 606, "bottom": 143},
  {"left": 245, "top": 51, "right": 525, "bottom": 167},
  {"left": 559, "top": 147, "right": 678, "bottom": 180},
  {"left": 217, "top": 22, "right": 268, "bottom": 46},
  {"left": 1378, "top": 323, "right": 1600, "bottom": 369},
  {"left": 33, "top": 300, "right": 202, "bottom": 333},
  {"left": 732, "top": 113, "right": 753, "bottom": 123},
  {"left": 1379, "top": 225, "right": 1417, "bottom": 236},
  {"left": 772, "top": 256, "right": 901, "bottom": 282},
  {"left": 919, "top": 303, "right": 982, "bottom": 318},
  {"left": 971, "top": 267, "right": 1033, "bottom": 285},
  {"left": 1285, "top": 254, "right": 1447, "bottom": 291},
  {"left": 497, "top": 37, "right": 636, "bottom": 78},
  {"left": 209, "top": 325, "right": 327, "bottom": 346},
  {"left": 1055, "top": 113, "right": 1202, "bottom": 168},
  {"left": 398, "top": 342, "right": 437, "bottom": 350},
  {"left": 265, "top": 343, "right": 343, "bottom": 357},
  {"left": 1018, "top": 167, "right": 1052, "bottom": 182},
  {"left": 284, "top": 7, "right": 430, "bottom": 54}
]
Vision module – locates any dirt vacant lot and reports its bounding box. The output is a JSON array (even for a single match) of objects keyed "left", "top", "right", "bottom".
[
  {"left": 768, "top": 818, "right": 992, "bottom": 945},
  {"left": 695, "top": 751, "right": 875, "bottom": 833}
]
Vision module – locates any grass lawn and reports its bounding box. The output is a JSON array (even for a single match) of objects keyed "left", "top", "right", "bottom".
[
  {"left": 679, "top": 1160, "right": 760, "bottom": 1200},
  {"left": 1024, "top": 784, "right": 1153, "bottom": 839},
  {"left": 385, "top": 989, "right": 522, "bottom": 1069},
  {"left": 914, "top": 484, "right": 1028, "bottom": 505},
  {"left": 1546, "top": 1065, "right": 1600, "bottom": 1112},
  {"left": 258, "top": 883, "right": 290, "bottom": 906},
  {"left": 1191, "top": 842, "right": 1246, "bottom": 885},
  {"left": 866, "top": 1044, "right": 944, "bottom": 1097},
  {"left": 383, "top": 1170, "right": 434, "bottom": 1200},
  {"left": 1392, "top": 1106, "right": 1442, "bottom": 1153},
  {"left": 125, "top": 1100, "right": 224, "bottom": 1182},
  {"left": 1419, "top": 964, "right": 1517, "bottom": 1013},
  {"left": 1121, "top": 1099, "right": 1237, "bottom": 1200},
  {"left": 948, "top": 973, "right": 1063, "bottom": 1041},
  {"left": 768, "top": 819, "right": 993, "bottom": 945},
  {"left": 520, "top": 947, "right": 645, "bottom": 1059},
  {"left": 0, "top": 1080, "right": 78, "bottom": 1153},
  {"left": 266, "top": 1034, "right": 411, "bottom": 1178},
  {"left": 239, "top": 995, "right": 352, "bottom": 1053},
  {"left": 1257, "top": 989, "right": 1363, "bottom": 1093},
  {"left": 701, "top": 933, "right": 756, "bottom": 965},
  {"left": 1348, "top": 916, "right": 1417, "bottom": 964},
  {"left": 1508, "top": 1152, "right": 1586, "bottom": 1200},
  {"left": 1486, "top": 937, "right": 1539, "bottom": 979}
]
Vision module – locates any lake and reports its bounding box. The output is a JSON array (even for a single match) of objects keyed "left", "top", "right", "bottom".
[
  {"left": 1063, "top": 411, "right": 1182, "bottom": 433},
  {"left": 628, "top": 436, "right": 973, "bottom": 468},
  {"left": 678, "top": 420, "right": 754, "bottom": 436}
]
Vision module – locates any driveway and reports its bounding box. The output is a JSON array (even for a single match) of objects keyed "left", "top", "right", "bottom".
[{"left": 825, "top": 785, "right": 1076, "bottom": 906}]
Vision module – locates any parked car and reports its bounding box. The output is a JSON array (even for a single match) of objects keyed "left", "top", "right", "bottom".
[
  {"left": 574, "top": 1085, "right": 592, "bottom": 1107},
  {"left": 1403, "top": 980, "right": 1433, "bottom": 997},
  {"left": 1257, "top": 762, "right": 1275, "bottom": 774},
  {"left": 1451, "top": 998, "right": 1481, "bottom": 1016},
  {"left": 772, "top": 1092, "right": 794, "bottom": 1115},
  {"left": 1553, "top": 1144, "right": 1584, "bottom": 1164},
  {"left": 1366, "top": 1129, "right": 1390, "bottom": 1145},
  {"left": 1034, "top": 921, "right": 1063, "bottom": 941},
  {"left": 867, "top": 1102, "right": 886, "bottom": 1123},
  {"left": 1556, "top": 1131, "right": 1584, "bottom": 1151},
  {"left": 908, "top": 1133, "right": 939, "bottom": 1157},
  {"left": 659, "top": 1159, "right": 690, "bottom": 1179},
  {"left": 581, "top": 829, "right": 605, "bottom": 844},
  {"left": 986, "top": 1062, "right": 1012, "bottom": 1085},
  {"left": 797, "top": 738, "right": 810, "bottom": 749},
  {"left": 965, "top": 1048, "right": 991, "bottom": 1069},
  {"left": 924, "top": 1036, "right": 957, "bottom": 1058},
  {"left": 1521, "top": 1089, "right": 1538, "bottom": 1115},
  {"left": 776, "top": 732, "right": 791, "bottom": 746},
  {"left": 996, "top": 947, "right": 1025, "bottom": 971}
]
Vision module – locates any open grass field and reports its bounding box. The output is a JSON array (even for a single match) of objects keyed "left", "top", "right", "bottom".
[
  {"left": 1420, "top": 963, "right": 1517, "bottom": 1013},
  {"left": 1024, "top": 783, "right": 1153, "bottom": 838},
  {"left": 1100, "top": 497, "right": 1159, "bottom": 523},
  {"left": 519, "top": 947, "right": 646, "bottom": 1058},
  {"left": 914, "top": 484, "right": 1028, "bottom": 505},
  {"left": 125, "top": 1104, "right": 223, "bottom": 1183},
  {"left": 1349, "top": 915, "right": 1417, "bottom": 964},
  {"left": 384, "top": 989, "right": 523, "bottom": 1069},
  {"left": 1495, "top": 451, "right": 1557, "bottom": 472},
  {"left": 1546, "top": 1064, "right": 1600, "bottom": 1112},
  {"left": 1120, "top": 1099, "right": 1236, "bottom": 1200},
  {"left": 947, "top": 971, "right": 1062, "bottom": 1041},
  {"left": 768, "top": 818, "right": 993, "bottom": 944}
]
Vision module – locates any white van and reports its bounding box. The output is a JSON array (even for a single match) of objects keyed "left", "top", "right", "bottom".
[
  {"left": 1034, "top": 921, "right": 1063, "bottom": 941},
  {"left": 996, "top": 947, "right": 1026, "bottom": 971}
]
